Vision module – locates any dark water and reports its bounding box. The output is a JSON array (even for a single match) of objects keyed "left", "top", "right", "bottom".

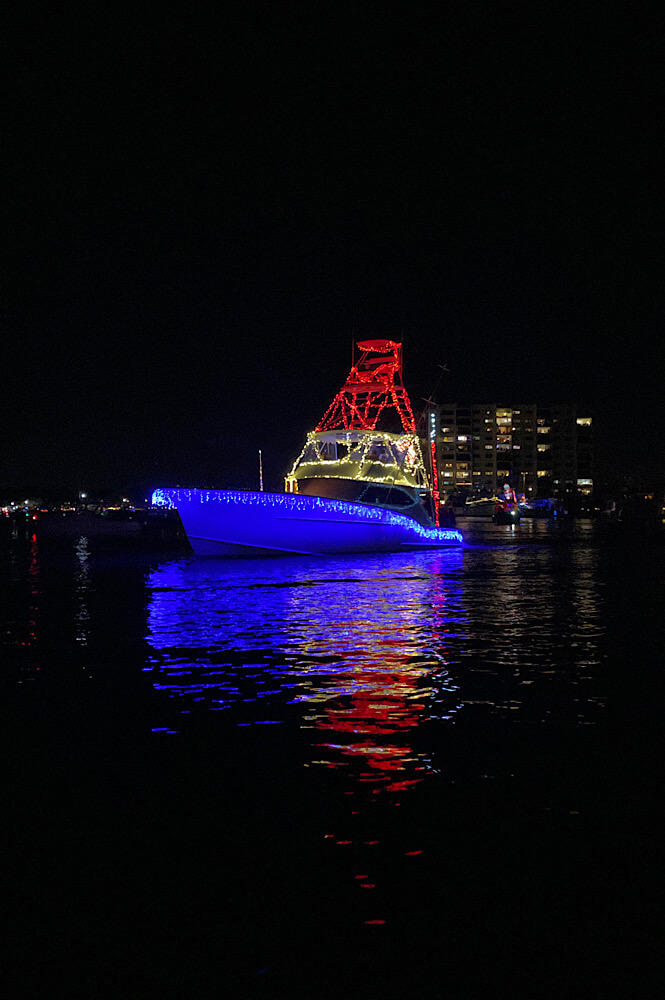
[{"left": 2, "top": 521, "right": 663, "bottom": 998}]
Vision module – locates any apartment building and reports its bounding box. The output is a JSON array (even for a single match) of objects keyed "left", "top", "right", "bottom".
[{"left": 431, "top": 404, "right": 593, "bottom": 497}]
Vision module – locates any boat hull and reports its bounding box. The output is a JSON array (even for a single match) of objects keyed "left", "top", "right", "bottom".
[
  {"left": 492, "top": 508, "right": 521, "bottom": 524},
  {"left": 152, "top": 488, "right": 463, "bottom": 556}
]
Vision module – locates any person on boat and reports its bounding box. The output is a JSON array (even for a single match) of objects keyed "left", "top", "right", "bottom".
[
  {"left": 440, "top": 498, "right": 456, "bottom": 528},
  {"left": 493, "top": 483, "right": 518, "bottom": 522},
  {"left": 501, "top": 482, "right": 517, "bottom": 510}
]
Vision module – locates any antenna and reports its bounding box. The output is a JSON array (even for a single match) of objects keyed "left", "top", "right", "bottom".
[
  {"left": 424, "top": 363, "right": 450, "bottom": 407},
  {"left": 258, "top": 449, "right": 264, "bottom": 492}
]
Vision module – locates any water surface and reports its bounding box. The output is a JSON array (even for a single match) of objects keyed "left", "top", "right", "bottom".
[{"left": 2, "top": 520, "right": 661, "bottom": 998}]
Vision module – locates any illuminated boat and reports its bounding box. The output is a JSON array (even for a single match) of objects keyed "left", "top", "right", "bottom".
[{"left": 152, "top": 340, "right": 463, "bottom": 556}]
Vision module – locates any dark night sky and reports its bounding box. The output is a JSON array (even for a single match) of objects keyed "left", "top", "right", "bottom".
[{"left": 4, "top": 2, "right": 663, "bottom": 497}]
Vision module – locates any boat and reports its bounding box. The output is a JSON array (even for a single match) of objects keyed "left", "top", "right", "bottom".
[
  {"left": 152, "top": 340, "right": 463, "bottom": 556},
  {"left": 458, "top": 489, "right": 521, "bottom": 524},
  {"left": 519, "top": 497, "right": 562, "bottom": 518},
  {"left": 459, "top": 497, "right": 497, "bottom": 519},
  {"left": 492, "top": 505, "right": 520, "bottom": 525},
  {"left": 491, "top": 483, "right": 520, "bottom": 524}
]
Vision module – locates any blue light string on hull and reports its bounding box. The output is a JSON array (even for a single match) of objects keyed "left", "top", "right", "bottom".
[{"left": 151, "top": 488, "right": 464, "bottom": 545}]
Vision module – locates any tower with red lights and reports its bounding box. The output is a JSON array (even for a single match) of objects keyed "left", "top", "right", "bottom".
[{"left": 316, "top": 340, "right": 416, "bottom": 433}]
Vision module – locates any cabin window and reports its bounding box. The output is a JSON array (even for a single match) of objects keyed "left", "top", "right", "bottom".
[
  {"left": 347, "top": 442, "right": 365, "bottom": 461},
  {"left": 302, "top": 440, "right": 337, "bottom": 463},
  {"left": 360, "top": 485, "right": 413, "bottom": 508},
  {"left": 367, "top": 441, "right": 392, "bottom": 463},
  {"left": 386, "top": 489, "right": 414, "bottom": 508}
]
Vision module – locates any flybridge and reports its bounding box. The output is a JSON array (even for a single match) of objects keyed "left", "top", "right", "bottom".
[
  {"left": 286, "top": 430, "right": 428, "bottom": 490},
  {"left": 286, "top": 340, "right": 430, "bottom": 495}
]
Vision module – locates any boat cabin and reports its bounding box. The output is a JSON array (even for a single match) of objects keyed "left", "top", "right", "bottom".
[{"left": 285, "top": 429, "right": 435, "bottom": 524}]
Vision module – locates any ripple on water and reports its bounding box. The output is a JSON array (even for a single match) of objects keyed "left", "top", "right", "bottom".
[{"left": 145, "top": 541, "right": 606, "bottom": 793}]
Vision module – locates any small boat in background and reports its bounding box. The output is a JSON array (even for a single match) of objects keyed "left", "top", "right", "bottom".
[
  {"left": 460, "top": 497, "right": 496, "bottom": 519},
  {"left": 492, "top": 483, "right": 520, "bottom": 524},
  {"left": 519, "top": 498, "right": 564, "bottom": 519}
]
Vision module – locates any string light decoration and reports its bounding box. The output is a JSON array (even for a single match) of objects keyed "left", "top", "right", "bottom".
[
  {"left": 151, "top": 488, "right": 463, "bottom": 549},
  {"left": 286, "top": 341, "right": 433, "bottom": 509},
  {"left": 316, "top": 340, "right": 416, "bottom": 433},
  {"left": 286, "top": 428, "right": 428, "bottom": 491},
  {"left": 429, "top": 410, "right": 441, "bottom": 524}
]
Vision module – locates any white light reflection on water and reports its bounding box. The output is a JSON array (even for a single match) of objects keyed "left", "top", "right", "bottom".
[
  {"left": 455, "top": 542, "right": 605, "bottom": 724},
  {"left": 74, "top": 536, "right": 91, "bottom": 646}
]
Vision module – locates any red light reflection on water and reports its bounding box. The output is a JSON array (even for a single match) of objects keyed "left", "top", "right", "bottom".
[
  {"left": 146, "top": 555, "right": 463, "bottom": 804},
  {"left": 310, "top": 666, "right": 434, "bottom": 795},
  {"left": 25, "top": 534, "right": 40, "bottom": 648},
  {"left": 297, "top": 563, "right": 461, "bottom": 798}
]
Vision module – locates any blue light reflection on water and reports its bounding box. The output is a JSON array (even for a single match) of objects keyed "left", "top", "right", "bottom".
[
  {"left": 145, "top": 537, "right": 605, "bottom": 796},
  {"left": 146, "top": 549, "right": 466, "bottom": 794}
]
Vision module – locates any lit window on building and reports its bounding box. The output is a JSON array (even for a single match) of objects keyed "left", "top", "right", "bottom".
[{"left": 576, "top": 417, "right": 592, "bottom": 426}]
